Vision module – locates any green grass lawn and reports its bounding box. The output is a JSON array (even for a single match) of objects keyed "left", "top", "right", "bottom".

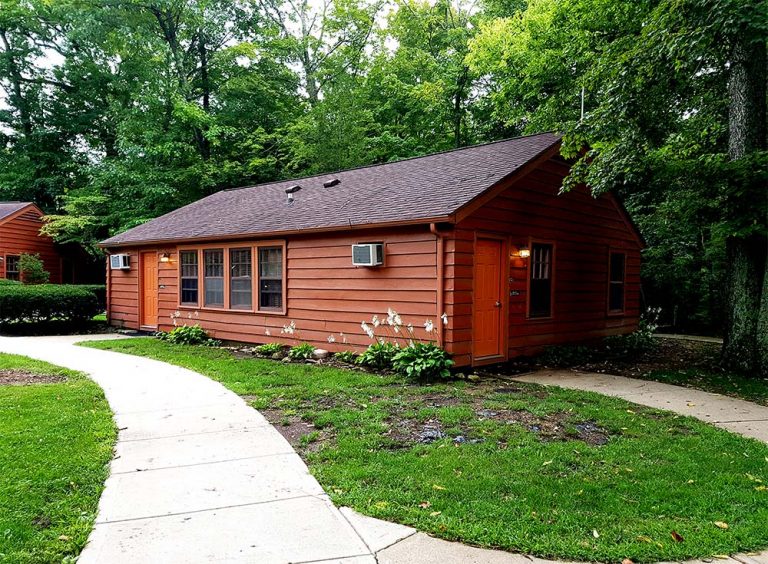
[
  {"left": 81, "top": 338, "right": 768, "bottom": 563},
  {"left": 0, "top": 354, "right": 115, "bottom": 564}
]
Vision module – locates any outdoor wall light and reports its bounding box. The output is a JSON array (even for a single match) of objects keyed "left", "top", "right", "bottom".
[
  {"left": 512, "top": 246, "right": 530, "bottom": 259},
  {"left": 160, "top": 252, "right": 171, "bottom": 263}
]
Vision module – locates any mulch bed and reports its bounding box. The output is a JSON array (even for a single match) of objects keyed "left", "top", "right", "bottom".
[{"left": 0, "top": 370, "right": 66, "bottom": 386}]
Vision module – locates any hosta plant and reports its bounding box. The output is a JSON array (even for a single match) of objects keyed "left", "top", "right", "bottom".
[
  {"left": 288, "top": 342, "right": 315, "bottom": 360},
  {"left": 392, "top": 342, "right": 454, "bottom": 380},
  {"left": 356, "top": 341, "right": 399, "bottom": 369}
]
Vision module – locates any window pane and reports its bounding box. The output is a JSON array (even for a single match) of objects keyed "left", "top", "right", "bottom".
[
  {"left": 204, "top": 249, "right": 224, "bottom": 306},
  {"left": 180, "top": 251, "right": 199, "bottom": 304},
  {"left": 5, "top": 255, "right": 20, "bottom": 281},
  {"left": 529, "top": 243, "right": 553, "bottom": 318},
  {"left": 258, "top": 247, "right": 283, "bottom": 309},
  {"left": 609, "top": 252, "right": 625, "bottom": 311},
  {"left": 610, "top": 253, "right": 625, "bottom": 283},
  {"left": 230, "top": 248, "right": 252, "bottom": 309}
]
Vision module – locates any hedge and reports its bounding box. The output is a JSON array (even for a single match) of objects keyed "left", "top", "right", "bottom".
[
  {"left": 0, "top": 279, "right": 20, "bottom": 286},
  {"left": 0, "top": 284, "right": 101, "bottom": 324},
  {"left": 78, "top": 284, "right": 107, "bottom": 310}
]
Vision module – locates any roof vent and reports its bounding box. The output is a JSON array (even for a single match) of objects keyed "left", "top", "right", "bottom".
[
  {"left": 323, "top": 178, "right": 341, "bottom": 188},
  {"left": 285, "top": 185, "right": 301, "bottom": 204}
]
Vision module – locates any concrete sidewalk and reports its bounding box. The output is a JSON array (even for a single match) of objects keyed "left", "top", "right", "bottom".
[
  {"left": 513, "top": 370, "right": 768, "bottom": 442},
  {"left": 1, "top": 335, "right": 766, "bottom": 564}
]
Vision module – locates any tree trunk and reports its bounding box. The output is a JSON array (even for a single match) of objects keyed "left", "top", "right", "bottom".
[
  {"left": 722, "top": 27, "right": 767, "bottom": 375},
  {"left": 757, "top": 255, "right": 768, "bottom": 376}
]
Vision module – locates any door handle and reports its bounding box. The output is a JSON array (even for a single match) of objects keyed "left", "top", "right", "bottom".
[{"left": 495, "top": 301, "right": 501, "bottom": 307}]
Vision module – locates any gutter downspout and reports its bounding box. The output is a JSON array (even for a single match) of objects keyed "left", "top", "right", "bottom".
[
  {"left": 430, "top": 223, "right": 448, "bottom": 345},
  {"left": 105, "top": 252, "right": 111, "bottom": 325}
]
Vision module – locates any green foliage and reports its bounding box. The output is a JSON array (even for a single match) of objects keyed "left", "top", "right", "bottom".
[
  {"left": 392, "top": 342, "right": 454, "bottom": 380},
  {"left": 78, "top": 284, "right": 107, "bottom": 310},
  {"left": 288, "top": 342, "right": 316, "bottom": 360},
  {"left": 18, "top": 253, "right": 49, "bottom": 284},
  {"left": 356, "top": 341, "right": 399, "bottom": 369},
  {"left": 156, "top": 324, "right": 221, "bottom": 346},
  {"left": 0, "top": 284, "right": 101, "bottom": 325},
  {"left": 334, "top": 350, "right": 358, "bottom": 364},
  {"left": 540, "top": 345, "right": 593, "bottom": 368},
  {"left": 0, "top": 279, "right": 20, "bottom": 286},
  {"left": 604, "top": 308, "right": 662, "bottom": 357},
  {"left": 254, "top": 343, "right": 285, "bottom": 356}
]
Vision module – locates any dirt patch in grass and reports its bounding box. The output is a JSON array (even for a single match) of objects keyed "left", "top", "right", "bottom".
[
  {"left": 260, "top": 409, "right": 332, "bottom": 452},
  {"left": 0, "top": 370, "right": 66, "bottom": 386},
  {"left": 477, "top": 409, "right": 611, "bottom": 446}
]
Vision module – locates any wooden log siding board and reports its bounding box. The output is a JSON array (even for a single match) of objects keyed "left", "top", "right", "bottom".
[
  {"left": 109, "top": 225, "right": 442, "bottom": 352},
  {"left": 0, "top": 207, "right": 62, "bottom": 283},
  {"left": 450, "top": 157, "right": 643, "bottom": 361}
]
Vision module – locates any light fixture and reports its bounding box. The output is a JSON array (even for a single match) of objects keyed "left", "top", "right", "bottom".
[
  {"left": 511, "top": 246, "right": 530, "bottom": 259},
  {"left": 160, "top": 253, "right": 171, "bottom": 263}
]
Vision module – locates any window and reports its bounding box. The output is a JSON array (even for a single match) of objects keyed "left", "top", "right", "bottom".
[
  {"left": 230, "top": 248, "right": 252, "bottom": 309},
  {"left": 259, "top": 246, "right": 283, "bottom": 309},
  {"left": 5, "top": 255, "right": 20, "bottom": 281},
  {"left": 529, "top": 243, "right": 553, "bottom": 318},
  {"left": 608, "top": 251, "right": 626, "bottom": 313},
  {"left": 204, "top": 249, "right": 224, "bottom": 306},
  {"left": 180, "top": 251, "right": 199, "bottom": 305}
]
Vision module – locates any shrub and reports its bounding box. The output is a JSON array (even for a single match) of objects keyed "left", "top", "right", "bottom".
[
  {"left": 0, "top": 279, "right": 20, "bottom": 286},
  {"left": 79, "top": 284, "right": 107, "bottom": 310},
  {"left": 392, "top": 342, "right": 454, "bottom": 380},
  {"left": 288, "top": 342, "right": 315, "bottom": 360},
  {"left": 0, "top": 284, "right": 100, "bottom": 324},
  {"left": 334, "top": 350, "right": 358, "bottom": 364},
  {"left": 540, "top": 345, "right": 593, "bottom": 367},
  {"left": 255, "top": 343, "right": 285, "bottom": 356},
  {"left": 19, "top": 253, "right": 50, "bottom": 284},
  {"left": 156, "top": 324, "right": 220, "bottom": 346},
  {"left": 604, "top": 307, "right": 662, "bottom": 357},
  {"left": 356, "top": 341, "right": 399, "bottom": 369}
]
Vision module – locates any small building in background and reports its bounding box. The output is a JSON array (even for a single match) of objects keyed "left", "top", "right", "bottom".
[{"left": 0, "top": 202, "right": 103, "bottom": 284}]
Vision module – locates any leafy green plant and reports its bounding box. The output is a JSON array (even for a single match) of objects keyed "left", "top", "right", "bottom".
[
  {"left": 334, "top": 350, "right": 358, "bottom": 364},
  {"left": 288, "top": 342, "right": 315, "bottom": 360},
  {"left": 0, "top": 279, "right": 20, "bottom": 285},
  {"left": 604, "top": 307, "right": 661, "bottom": 357},
  {"left": 19, "top": 253, "right": 50, "bottom": 284},
  {"left": 392, "top": 342, "right": 454, "bottom": 380},
  {"left": 156, "top": 324, "right": 220, "bottom": 346},
  {"left": 0, "top": 284, "right": 100, "bottom": 324},
  {"left": 356, "top": 341, "right": 399, "bottom": 369},
  {"left": 255, "top": 343, "right": 285, "bottom": 356}
]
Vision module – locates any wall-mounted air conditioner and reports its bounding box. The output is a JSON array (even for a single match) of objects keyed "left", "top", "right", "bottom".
[
  {"left": 352, "top": 243, "right": 384, "bottom": 267},
  {"left": 110, "top": 254, "right": 130, "bottom": 270}
]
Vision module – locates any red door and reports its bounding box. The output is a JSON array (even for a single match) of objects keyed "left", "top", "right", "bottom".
[
  {"left": 473, "top": 238, "right": 503, "bottom": 359},
  {"left": 141, "top": 251, "right": 159, "bottom": 328}
]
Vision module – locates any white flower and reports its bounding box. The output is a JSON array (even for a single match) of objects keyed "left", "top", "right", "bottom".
[
  {"left": 441, "top": 312, "right": 448, "bottom": 326},
  {"left": 361, "top": 321, "right": 375, "bottom": 339},
  {"left": 327, "top": 334, "right": 336, "bottom": 343},
  {"left": 424, "top": 319, "right": 435, "bottom": 333},
  {"left": 340, "top": 332, "right": 347, "bottom": 344},
  {"left": 386, "top": 308, "right": 396, "bottom": 325},
  {"left": 194, "top": 310, "right": 199, "bottom": 318},
  {"left": 393, "top": 325, "right": 400, "bottom": 333},
  {"left": 406, "top": 323, "right": 414, "bottom": 333},
  {"left": 265, "top": 328, "right": 271, "bottom": 336},
  {"left": 281, "top": 320, "right": 296, "bottom": 335},
  {"left": 188, "top": 313, "right": 193, "bottom": 319},
  {"left": 372, "top": 315, "right": 380, "bottom": 327}
]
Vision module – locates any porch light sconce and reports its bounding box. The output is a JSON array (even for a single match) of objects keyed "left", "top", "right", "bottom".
[
  {"left": 512, "top": 246, "right": 530, "bottom": 259},
  {"left": 160, "top": 253, "right": 171, "bottom": 263}
]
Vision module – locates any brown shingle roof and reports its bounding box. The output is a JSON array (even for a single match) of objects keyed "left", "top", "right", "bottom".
[
  {"left": 0, "top": 202, "right": 33, "bottom": 223},
  {"left": 101, "top": 132, "right": 561, "bottom": 247}
]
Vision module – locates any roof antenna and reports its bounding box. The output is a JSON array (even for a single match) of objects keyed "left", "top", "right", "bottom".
[{"left": 285, "top": 185, "right": 301, "bottom": 204}]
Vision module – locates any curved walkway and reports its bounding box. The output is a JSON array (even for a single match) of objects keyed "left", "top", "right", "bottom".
[{"left": 0, "top": 334, "right": 766, "bottom": 564}]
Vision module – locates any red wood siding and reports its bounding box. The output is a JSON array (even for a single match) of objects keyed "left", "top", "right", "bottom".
[
  {"left": 108, "top": 226, "right": 441, "bottom": 349},
  {"left": 0, "top": 207, "right": 62, "bottom": 283},
  {"left": 446, "top": 157, "right": 642, "bottom": 365}
]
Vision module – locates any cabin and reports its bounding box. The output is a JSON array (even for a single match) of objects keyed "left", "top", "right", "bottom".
[
  {"left": 0, "top": 202, "right": 103, "bottom": 284},
  {"left": 101, "top": 133, "right": 643, "bottom": 367}
]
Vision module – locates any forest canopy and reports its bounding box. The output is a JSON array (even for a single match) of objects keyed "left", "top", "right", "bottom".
[{"left": 1, "top": 0, "right": 766, "bottom": 370}]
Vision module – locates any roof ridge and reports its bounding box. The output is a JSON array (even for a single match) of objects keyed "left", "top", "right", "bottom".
[{"left": 220, "top": 131, "right": 560, "bottom": 194}]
